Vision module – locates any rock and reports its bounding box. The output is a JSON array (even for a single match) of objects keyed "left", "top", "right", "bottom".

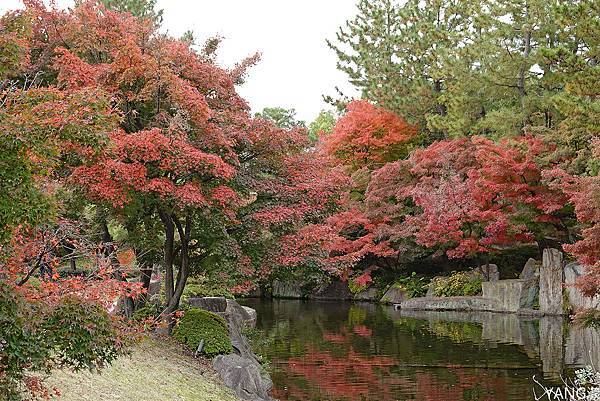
[
  {"left": 354, "top": 286, "right": 379, "bottom": 302},
  {"left": 147, "top": 279, "right": 161, "bottom": 298},
  {"left": 400, "top": 296, "right": 502, "bottom": 312},
  {"left": 520, "top": 258, "right": 540, "bottom": 280},
  {"left": 241, "top": 306, "right": 257, "bottom": 328},
  {"left": 380, "top": 286, "right": 407, "bottom": 304},
  {"left": 188, "top": 296, "right": 228, "bottom": 313},
  {"left": 188, "top": 298, "right": 258, "bottom": 359},
  {"left": 272, "top": 280, "right": 302, "bottom": 299},
  {"left": 213, "top": 354, "right": 275, "bottom": 401},
  {"left": 470, "top": 264, "right": 500, "bottom": 282},
  {"left": 310, "top": 280, "right": 353, "bottom": 300},
  {"left": 481, "top": 279, "right": 538, "bottom": 312},
  {"left": 564, "top": 262, "right": 600, "bottom": 311},
  {"left": 223, "top": 299, "right": 257, "bottom": 360},
  {"left": 519, "top": 277, "right": 539, "bottom": 309},
  {"left": 539, "top": 249, "right": 564, "bottom": 315}
]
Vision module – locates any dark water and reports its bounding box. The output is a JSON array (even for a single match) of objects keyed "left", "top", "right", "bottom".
[{"left": 240, "top": 299, "right": 600, "bottom": 401}]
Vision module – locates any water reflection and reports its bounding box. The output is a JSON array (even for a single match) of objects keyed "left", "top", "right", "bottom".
[{"left": 240, "top": 299, "right": 599, "bottom": 401}]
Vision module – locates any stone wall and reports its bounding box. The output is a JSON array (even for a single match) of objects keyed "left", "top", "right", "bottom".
[{"left": 481, "top": 279, "right": 537, "bottom": 312}]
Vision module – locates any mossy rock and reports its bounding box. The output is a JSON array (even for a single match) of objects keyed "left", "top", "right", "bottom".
[{"left": 173, "top": 308, "right": 233, "bottom": 357}]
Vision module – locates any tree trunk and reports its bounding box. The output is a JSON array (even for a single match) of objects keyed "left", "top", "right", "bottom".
[
  {"left": 98, "top": 218, "right": 135, "bottom": 318},
  {"left": 166, "top": 214, "right": 192, "bottom": 314},
  {"left": 518, "top": 6, "right": 532, "bottom": 128},
  {"left": 137, "top": 264, "right": 153, "bottom": 309},
  {"left": 158, "top": 209, "right": 175, "bottom": 305}
]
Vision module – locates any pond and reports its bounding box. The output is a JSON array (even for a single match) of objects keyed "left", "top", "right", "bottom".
[{"left": 240, "top": 299, "right": 600, "bottom": 401}]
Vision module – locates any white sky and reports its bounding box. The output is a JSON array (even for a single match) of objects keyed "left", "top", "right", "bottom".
[{"left": 0, "top": 0, "right": 360, "bottom": 122}]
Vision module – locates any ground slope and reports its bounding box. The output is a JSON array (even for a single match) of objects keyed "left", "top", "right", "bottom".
[{"left": 48, "top": 337, "right": 238, "bottom": 401}]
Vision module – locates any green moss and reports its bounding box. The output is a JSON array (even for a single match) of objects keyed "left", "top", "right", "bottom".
[
  {"left": 433, "top": 272, "right": 482, "bottom": 297},
  {"left": 173, "top": 308, "right": 233, "bottom": 357}
]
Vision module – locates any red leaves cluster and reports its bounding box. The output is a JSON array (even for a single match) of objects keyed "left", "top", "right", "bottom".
[
  {"left": 72, "top": 128, "right": 236, "bottom": 209},
  {"left": 2, "top": 222, "right": 142, "bottom": 309},
  {"left": 546, "top": 139, "right": 600, "bottom": 296},
  {"left": 276, "top": 100, "right": 573, "bottom": 282},
  {"left": 395, "top": 136, "right": 562, "bottom": 259},
  {"left": 325, "top": 100, "right": 418, "bottom": 168}
]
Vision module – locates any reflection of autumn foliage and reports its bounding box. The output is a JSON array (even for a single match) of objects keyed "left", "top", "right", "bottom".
[
  {"left": 414, "top": 369, "right": 509, "bottom": 401},
  {"left": 323, "top": 332, "right": 348, "bottom": 344},
  {"left": 284, "top": 346, "right": 399, "bottom": 401},
  {"left": 352, "top": 325, "right": 372, "bottom": 338},
  {"left": 273, "top": 326, "right": 513, "bottom": 401}
]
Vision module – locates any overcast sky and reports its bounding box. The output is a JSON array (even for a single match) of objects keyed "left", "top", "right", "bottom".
[{"left": 0, "top": 0, "right": 360, "bottom": 122}]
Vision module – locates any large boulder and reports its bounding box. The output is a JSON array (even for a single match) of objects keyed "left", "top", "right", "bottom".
[
  {"left": 242, "top": 306, "right": 257, "bottom": 328},
  {"left": 469, "top": 264, "right": 500, "bottom": 282},
  {"left": 213, "top": 354, "right": 275, "bottom": 401},
  {"left": 520, "top": 258, "right": 540, "bottom": 280},
  {"left": 481, "top": 279, "right": 538, "bottom": 312},
  {"left": 223, "top": 300, "right": 257, "bottom": 360},
  {"left": 380, "top": 286, "right": 407, "bottom": 304},
  {"left": 272, "top": 280, "right": 303, "bottom": 299},
  {"left": 310, "top": 280, "right": 353, "bottom": 300},
  {"left": 564, "top": 262, "right": 600, "bottom": 312},
  {"left": 188, "top": 296, "right": 228, "bottom": 313},
  {"left": 539, "top": 248, "right": 564, "bottom": 315}
]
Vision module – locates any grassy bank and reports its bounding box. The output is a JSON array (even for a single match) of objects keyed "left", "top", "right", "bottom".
[{"left": 46, "top": 337, "right": 237, "bottom": 401}]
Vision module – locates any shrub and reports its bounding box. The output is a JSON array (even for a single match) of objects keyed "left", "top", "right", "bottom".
[
  {"left": 433, "top": 272, "right": 482, "bottom": 297},
  {"left": 41, "top": 297, "right": 125, "bottom": 370},
  {"left": 173, "top": 308, "right": 233, "bottom": 357},
  {"left": 393, "top": 272, "right": 427, "bottom": 298},
  {"left": 180, "top": 276, "right": 233, "bottom": 303},
  {"left": 574, "top": 308, "right": 600, "bottom": 329},
  {"left": 132, "top": 302, "right": 162, "bottom": 322},
  {"left": 0, "top": 284, "right": 128, "bottom": 400}
]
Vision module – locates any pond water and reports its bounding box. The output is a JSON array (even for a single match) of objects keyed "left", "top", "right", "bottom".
[{"left": 240, "top": 299, "right": 600, "bottom": 401}]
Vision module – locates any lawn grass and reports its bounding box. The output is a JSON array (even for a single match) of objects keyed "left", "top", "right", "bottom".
[{"left": 46, "top": 336, "right": 238, "bottom": 401}]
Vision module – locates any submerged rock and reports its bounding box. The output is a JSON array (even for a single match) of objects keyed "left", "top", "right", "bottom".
[{"left": 213, "top": 354, "right": 275, "bottom": 401}]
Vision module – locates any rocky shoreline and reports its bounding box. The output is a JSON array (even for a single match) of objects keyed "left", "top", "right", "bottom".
[
  {"left": 188, "top": 297, "right": 275, "bottom": 401},
  {"left": 250, "top": 249, "right": 600, "bottom": 317}
]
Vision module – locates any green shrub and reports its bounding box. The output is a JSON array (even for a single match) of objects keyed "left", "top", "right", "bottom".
[
  {"left": 393, "top": 272, "right": 427, "bottom": 298},
  {"left": 180, "top": 276, "right": 233, "bottom": 303},
  {"left": 433, "top": 272, "right": 482, "bottom": 297},
  {"left": 0, "top": 284, "right": 127, "bottom": 401},
  {"left": 132, "top": 302, "right": 162, "bottom": 322},
  {"left": 173, "top": 308, "right": 233, "bottom": 357}
]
